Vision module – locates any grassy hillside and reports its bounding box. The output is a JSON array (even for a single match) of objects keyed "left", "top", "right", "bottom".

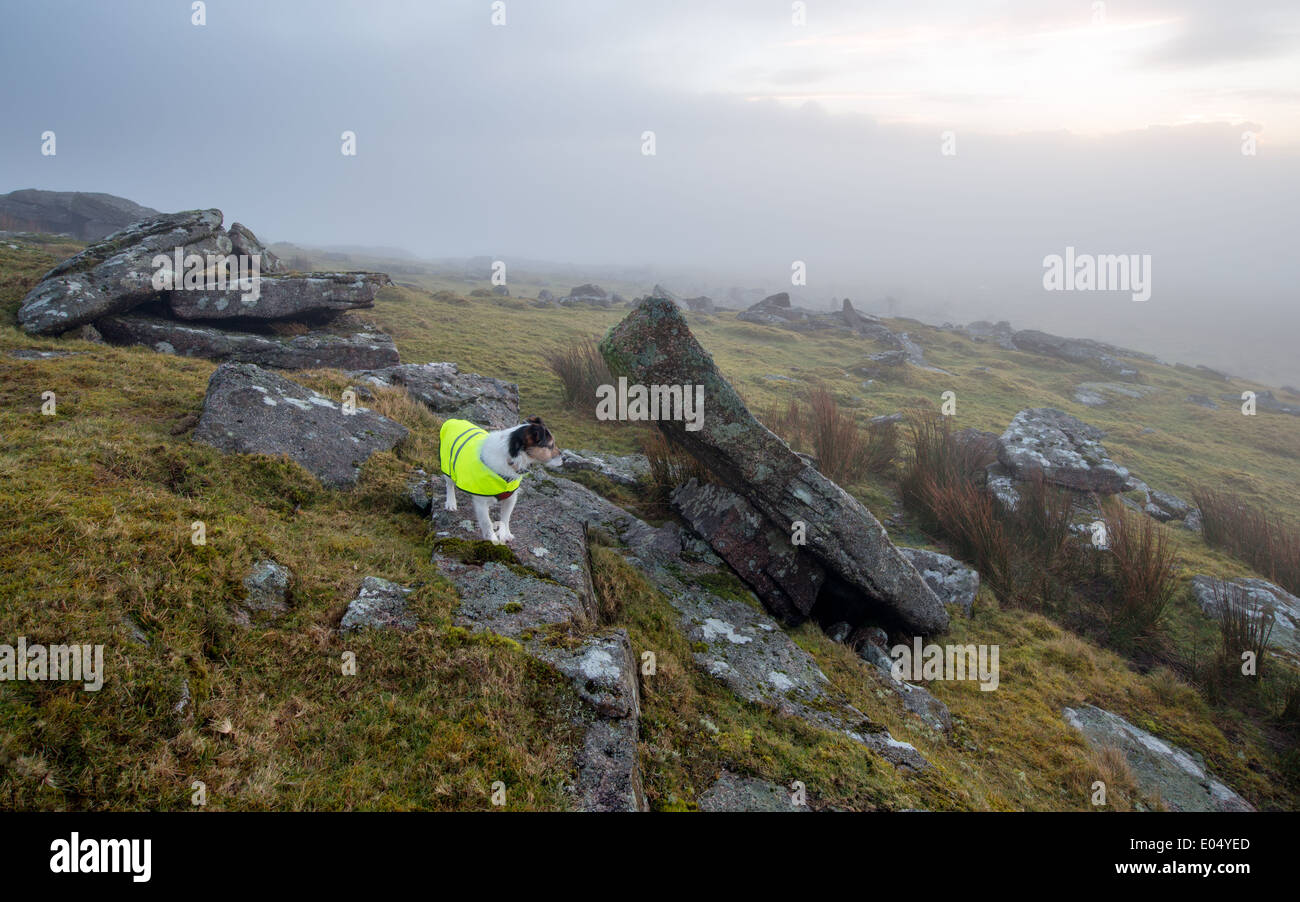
[{"left": 1, "top": 236, "right": 1296, "bottom": 810}]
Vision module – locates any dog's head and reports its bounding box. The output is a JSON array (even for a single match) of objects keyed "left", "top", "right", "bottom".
[{"left": 509, "top": 416, "right": 563, "bottom": 468}]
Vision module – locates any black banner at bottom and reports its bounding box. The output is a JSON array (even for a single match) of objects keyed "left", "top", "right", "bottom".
[{"left": 2, "top": 810, "right": 1284, "bottom": 889}]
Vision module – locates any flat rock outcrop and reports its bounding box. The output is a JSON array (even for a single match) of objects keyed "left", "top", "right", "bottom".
[
  {"left": 18, "top": 207, "right": 399, "bottom": 371},
  {"left": 600, "top": 297, "right": 948, "bottom": 635},
  {"left": 192, "top": 362, "right": 408, "bottom": 488},
  {"left": 166, "top": 272, "right": 388, "bottom": 321},
  {"left": 698, "top": 771, "right": 805, "bottom": 812},
  {"left": 1063, "top": 705, "right": 1253, "bottom": 811},
  {"left": 18, "top": 209, "right": 226, "bottom": 334},
  {"left": 434, "top": 470, "right": 928, "bottom": 773},
  {"left": 997, "top": 408, "right": 1129, "bottom": 494},
  {"left": 350, "top": 362, "right": 519, "bottom": 429},
  {"left": 97, "top": 313, "right": 399, "bottom": 370}
]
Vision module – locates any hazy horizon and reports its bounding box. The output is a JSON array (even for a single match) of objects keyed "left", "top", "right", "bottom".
[{"left": 3, "top": 0, "right": 1298, "bottom": 383}]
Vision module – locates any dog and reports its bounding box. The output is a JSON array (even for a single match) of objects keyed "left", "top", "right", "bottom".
[{"left": 439, "top": 415, "right": 563, "bottom": 544}]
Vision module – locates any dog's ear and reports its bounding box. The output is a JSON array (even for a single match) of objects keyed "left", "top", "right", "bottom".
[{"left": 526, "top": 415, "right": 543, "bottom": 426}]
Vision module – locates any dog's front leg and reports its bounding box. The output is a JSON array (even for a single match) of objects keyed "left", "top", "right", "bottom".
[
  {"left": 443, "top": 475, "right": 457, "bottom": 511},
  {"left": 471, "top": 495, "right": 498, "bottom": 543},
  {"left": 495, "top": 493, "right": 517, "bottom": 542}
]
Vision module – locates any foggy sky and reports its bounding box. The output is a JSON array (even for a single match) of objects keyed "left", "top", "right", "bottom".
[{"left": 3, "top": 0, "right": 1298, "bottom": 383}]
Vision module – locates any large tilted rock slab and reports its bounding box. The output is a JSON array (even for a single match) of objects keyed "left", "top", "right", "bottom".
[
  {"left": 600, "top": 296, "right": 947, "bottom": 635},
  {"left": 997, "top": 408, "right": 1129, "bottom": 494},
  {"left": 192, "top": 362, "right": 407, "bottom": 487},
  {"left": 18, "top": 209, "right": 226, "bottom": 335},
  {"left": 96, "top": 313, "right": 399, "bottom": 370},
  {"left": 1063, "top": 705, "right": 1253, "bottom": 811},
  {"left": 351, "top": 362, "right": 519, "bottom": 429},
  {"left": 672, "top": 478, "right": 825, "bottom": 623},
  {"left": 166, "top": 272, "right": 390, "bottom": 321},
  {"left": 1190, "top": 575, "right": 1299, "bottom": 661}
]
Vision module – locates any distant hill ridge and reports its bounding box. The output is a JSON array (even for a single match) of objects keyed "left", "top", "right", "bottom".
[{"left": 0, "top": 189, "right": 160, "bottom": 241}]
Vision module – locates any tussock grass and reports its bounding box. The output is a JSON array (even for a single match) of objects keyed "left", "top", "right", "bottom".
[
  {"left": 1193, "top": 486, "right": 1300, "bottom": 596},
  {"left": 759, "top": 385, "right": 896, "bottom": 483},
  {"left": 545, "top": 337, "right": 613, "bottom": 415}
]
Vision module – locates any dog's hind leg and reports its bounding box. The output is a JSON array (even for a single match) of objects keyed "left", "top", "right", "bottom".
[
  {"left": 471, "top": 495, "right": 498, "bottom": 543},
  {"left": 495, "top": 493, "right": 517, "bottom": 543},
  {"left": 443, "top": 474, "right": 457, "bottom": 511}
]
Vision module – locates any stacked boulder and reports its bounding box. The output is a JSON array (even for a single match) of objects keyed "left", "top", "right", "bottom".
[{"left": 17, "top": 208, "right": 398, "bottom": 371}]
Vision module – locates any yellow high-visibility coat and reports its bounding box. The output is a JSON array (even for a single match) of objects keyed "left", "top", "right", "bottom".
[{"left": 439, "top": 419, "right": 521, "bottom": 498}]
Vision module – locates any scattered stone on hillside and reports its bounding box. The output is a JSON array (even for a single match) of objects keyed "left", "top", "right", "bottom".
[
  {"left": 896, "top": 332, "right": 948, "bottom": 373},
  {"left": 1011, "top": 329, "right": 1141, "bottom": 381},
  {"left": 1190, "top": 576, "right": 1299, "bottom": 660},
  {"left": 192, "top": 362, "right": 408, "bottom": 488},
  {"left": 1186, "top": 394, "right": 1219, "bottom": 409},
  {"left": 349, "top": 362, "right": 519, "bottom": 429},
  {"left": 683, "top": 295, "right": 714, "bottom": 313},
  {"left": 1145, "top": 489, "right": 1192, "bottom": 523},
  {"left": 600, "top": 297, "right": 948, "bottom": 635},
  {"left": 242, "top": 559, "right": 292, "bottom": 617},
  {"left": 96, "top": 313, "right": 399, "bottom": 370},
  {"left": 166, "top": 272, "right": 389, "bottom": 321},
  {"left": 672, "top": 478, "right": 826, "bottom": 624},
  {"left": 0, "top": 189, "right": 161, "bottom": 241},
  {"left": 1182, "top": 509, "right": 1203, "bottom": 532},
  {"left": 7, "top": 348, "right": 78, "bottom": 360},
  {"left": 962, "top": 320, "right": 1017, "bottom": 350},
  {"left": 1222, "top": 390, "right": 1300, "bottom": 416},
  {"left": 227, "top": 222, "right": 284, "bottom": 274},
  {"left": 558, "top": 449, "right": 650, "bottom": 487},
  {"left": 340, "top": 577, "right": 415, "bottom": 631},
  {"left": 997, "top": 408, "right": 1129, "bottom": 494},
  {"left": 1063, "top": 705, "right": 1253, "bottom": 811},
  {"left": 406, "top": 467, "right": 432, "bottom": 513},
  {"left": 898, "top": 548, "right": 979, "bottom": 616},
  {"left": 698, "top": 771, "right": 805, "bottom": 812},
  {"left": 17, "top": 209, "right": 226, "bottom": 334},
  {"left": 536, "top": 288, "right": 555, "bottom": 303},
  {"left": 1073, "top": 381, "right": 1160, "bottom": 408},
  {"left": 561, "top": 283, "right": 612, "bottom": 307},
  {"left": 739, "top": 293, "right": 900, "bottom": 342}
]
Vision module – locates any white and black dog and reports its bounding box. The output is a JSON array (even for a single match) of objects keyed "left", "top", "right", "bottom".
[{"left": 439, "top": 415, "right": 563, "bottom": 544}]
